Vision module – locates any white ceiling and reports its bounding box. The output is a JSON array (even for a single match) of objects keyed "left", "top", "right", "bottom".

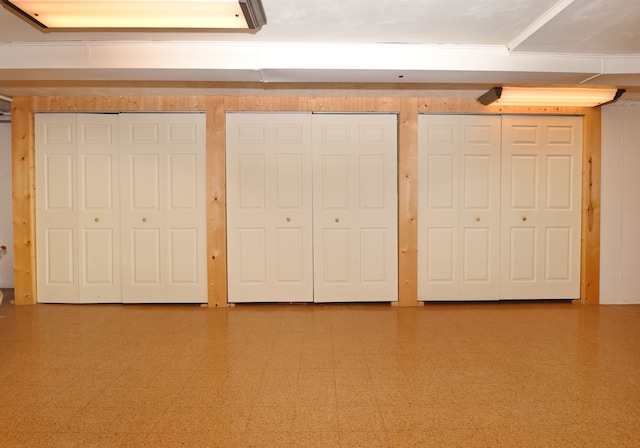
[{"left": 1, "top": 0, "right": 640, "bottom": 103}]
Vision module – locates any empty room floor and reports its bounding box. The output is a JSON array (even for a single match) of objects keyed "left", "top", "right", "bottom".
[{"left": 1, "top": 298, "right": 639, "bottom": 447}]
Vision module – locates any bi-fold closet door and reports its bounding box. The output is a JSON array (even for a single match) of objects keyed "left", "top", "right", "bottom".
[
  {"left": 226, "top": 112, "right": 398, "bottom": 303},
  {"left": 35, "top": 113, "right": 207, "bottom": 304},
  {"left": 418, "top": 115, "right": 502, "bottom": 301},
  {"left": 418, "top": 114, "right": 583, "bottom": 301},
  {"left": 36, "top": 114, "right": 121, "bottom": 303}
]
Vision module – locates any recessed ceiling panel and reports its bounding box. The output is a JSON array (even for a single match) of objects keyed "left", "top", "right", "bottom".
[{"left": 512, "top": 0, "right": 640, "bottom": 54}]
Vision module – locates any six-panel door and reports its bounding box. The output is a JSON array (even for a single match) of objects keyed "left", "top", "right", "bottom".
[
  {"left": 36, "top": 114, "right": 122, "bottom": 304},
  {"left": 418, "top": 115, "right": 501, "bottom": 301},
  {"left": 312, "top": 114, "right": 398, "bottom": 302},
  {"left": 500, "top": 116, "right": 582, "bottom": 299},
  {"left": 77, "top": 114, "right": 122, "bottom": 303},
  {"left": 120, "top": 114, "right": 207, "bottom": 303},
  {"left": 226, "top": 113, "right": 314, "bottom": 302}
]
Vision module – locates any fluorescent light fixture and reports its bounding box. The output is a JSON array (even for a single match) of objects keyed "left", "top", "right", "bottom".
[
  {"left": 478, "top": 87, "right": 625, "bottom": 107},
  {"left": 2, "top": 0, "right": 267, "bottom": 29}
]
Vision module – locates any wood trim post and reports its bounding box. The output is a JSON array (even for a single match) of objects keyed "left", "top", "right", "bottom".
[
  {"left": 11, "top": 97, "right": 37, "bottom": 305},
  {"left": 397, "top": 98, "right": 419, "bottom": 306},
  {"left": 580, "top": 109, "right": 601, "bottom": 304},
  {"left": 207, "top": 97, "right": 228, "bottom": 307}
]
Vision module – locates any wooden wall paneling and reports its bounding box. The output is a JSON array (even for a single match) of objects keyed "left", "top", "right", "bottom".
[
  {"left": 11, "top": 95, "right": 601, "bottom": 306},
  {"left": 11, "top": 97, "right": 37, "bottom": 305},
  {"left": 223, "top": 96, "right": 240, "bottom": 112},
  {"left": 581, "top": 109, "right": 601, "bottom": 305},
  {"left": 351, "top": 97, "right": 367, "bottom": 111},
  {"left": 298, "top": 97, "right": 313, "bottom": 111}
]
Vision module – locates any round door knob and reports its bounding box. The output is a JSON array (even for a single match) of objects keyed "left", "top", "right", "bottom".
[
  {"left": 475, "top": 217, "right": 480, "bottom": 222},
  {"left": 522, "top": 216, "right": 527, "bottom": 222},
  {"left": 335, "top": 218, "right": 340, "bottom": 223},
  {"left": 142, "top": 217, "right": 148, "bottom": 223},
  {"left": 286, "top": 217, "right": 291, "bottom": 222},
  {"left": 94, "top": 218, "right": 100, "bottom": 223}
]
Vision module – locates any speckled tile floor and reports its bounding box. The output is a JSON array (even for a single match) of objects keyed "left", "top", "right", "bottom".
[{"left": 0, "top": 294, "right": 639, "bottom": 447}]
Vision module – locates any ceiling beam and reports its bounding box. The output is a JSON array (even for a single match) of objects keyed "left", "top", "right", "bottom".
[{"left": 507, "top": 0, "right": 576, "bottom": 51}]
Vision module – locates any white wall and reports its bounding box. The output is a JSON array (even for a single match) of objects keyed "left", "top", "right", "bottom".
[
  {"left": 601, "top": 102, "right": 640, "bottom": 304},
  {"left": 0, "top": 122, "right": 13, "bottom": 288}
]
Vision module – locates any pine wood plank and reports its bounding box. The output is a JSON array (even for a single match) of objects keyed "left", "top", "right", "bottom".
[
  {"left": 581, "top": 109, "right": 601, "bottom": 304},
  {"left": 11, "top": 97, "right": 37, "bottom": 305},
  {"left": 398, "top": 98, "right": 419, "bottom": 306}
]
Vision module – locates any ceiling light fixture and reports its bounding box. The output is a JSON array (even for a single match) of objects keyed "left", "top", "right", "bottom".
[
  {"left": 477, "top": 87, "right": 625, "bottom": 107},
  {"left": 2, "top": 0, "right": 267, "bottom": 30}
]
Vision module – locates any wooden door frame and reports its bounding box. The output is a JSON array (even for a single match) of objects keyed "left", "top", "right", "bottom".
[{"left": 11, "top": 96, "right": 600, "bottom": 306}]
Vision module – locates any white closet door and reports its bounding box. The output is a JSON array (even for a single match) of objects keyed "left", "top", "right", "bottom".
[
  {"left": 77, "top": 114, "right": 121, "bottom": 303},
  {"left": 312, "top": 114, "right": 398, "bottom": 303},
  {"left": 120, "top": 113, "right": 207, "bottom": 303},
  {"left": 418, "top": 115, "right": 501, "bottom": 301},
  {"left": 36, "top": 114, "right": 79, "bottom": 303},
  {"left": 418, "top": 115, "right": 460, "bottom": 300},
  {"left": 500, "top": 115, "right": 582, "bottom": 299},
  {"left": 226, "top": 113, "right": 313, "bottom": 303},
  {"left": 163, "top": 114, "right": 207, "bottom": 301},
  {"left": 458, "top": 116, "right": 501, "bottom": 299}
]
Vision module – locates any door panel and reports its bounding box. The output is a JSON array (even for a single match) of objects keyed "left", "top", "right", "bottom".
[
  {"left": 168, "top": 155, "right": 198, "bottom": 209},
  {"left": 275, "top": 228, "right": 305, "bottom": 283},
  {"left": 132, "top": 228, "right": 161, "bottom": 283},
  {"left": 168, "top": 228, "right": 199, "bottom": 284},
  {"left": 501, "top": 115, "right": 582, "bottom": 299},
  {"left": 426, "top": 228, "right": 455, "bottom": 283},
  {"left": 275, "top": 155, "right": 303, "bottom": 208},
  {"left": 322, "top": 228, "right": 351, "bottom": 283},
  {"left": 36, "top": 115, "right": 79, "bottom": 303},
  {"left": 459, "top": 116, "right": 501, "bottom": 299},
  {"left": 77, "top": 114, "right": 121, "bottom": 303},
  {"left": 545, "top": 227, "right": 572, "bottom": 281},
  {"left": 239, "top": 228, "right": 267, "bottom": 283},
  {"left": 418, "top": 114, "right": 501, "bottom": 301},
  {"left": 238, "top": 155, "right": 266, "bottom": 209},
  {"left": 120, "top": 113, "right": 206, "bottom": 303},
  {"left": 509, "top": 155, "right": 538, "bottom": 209},
  {"left": 131, "top": 155, "right": 161, "bottom": 209},
  {"left": 227, "top": 113, "right": 313, "bottom": 302},
  {"left": 360, "top": 228, "right": 387, "bottom": 282},
  {"left": 360, "top": 155, "right": 386, "bottom": 209},
  {"left": 427, "top": 155, "right": 456, "bottom": 209},
  {"left": 321, "top": 155, "right": 350, "bottom": 209},
  {"left": 82, "top": 229, "right": 114, "bottom": 284},
  {"left": 121, "top": 125, "right": 165, "bottom": 301},
  {"left": 36, "top": 114, "right": 122, "bottom": 304},
  {"left": 313, "top": 114, "right": 398, "bottom": 302},
  {"left": 45, "top": 155, "right": 75, "bottom": 210},
  {"left": 81, "top": 155, "right": 113, "bottom": 210},
  {"left": 546, "top": 156, "right": 573, "bottom": 209},
  {"left": 462, "top": 228, "right": 491, "bottom": 282},
  {"left": 419, "top": 116, "right": 460, "bottom": 300},
  {"left": 45, "top": 228, "right": 75, "bottom": 286},
  {"left": 509, "top": 227, "right": 537, "bottom": 282}
]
